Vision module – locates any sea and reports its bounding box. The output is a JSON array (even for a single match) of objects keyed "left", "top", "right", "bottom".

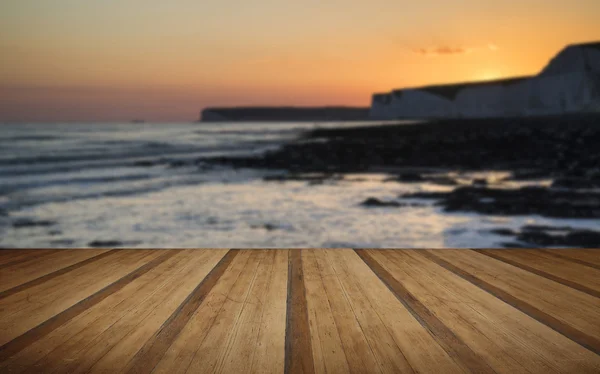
[{"left": 1, "top": 121, "right": 598, "bottom": 248}]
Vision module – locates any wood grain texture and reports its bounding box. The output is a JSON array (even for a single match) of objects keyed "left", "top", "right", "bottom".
[
  {"left": 124, "top": 249, "right": 238, "bottom": 374},
  {"left": 0, "top": 248, "right": 599, "bottom": 374},
  {"left": 0, "top": 250, "right": 57, "bottom": 269},
  {"left": 303, "top": 249, "right": 350, "bottom": 373},
  {"left": 377, "top": 249, "right": 600, "bottom": 373},
  {"left": 423, "top": 249, "right": 600, "bottom": 355},
  {"left": 0, "top": 250, "right": 176, "bottom": 362},
  {"left": 477, "top": 249, "right": 600, "bottom": 298},
  {"left": 150, "top": 250, "right": 254, "bottom": 374},
  {"left": 313, "top": 250, "right": 381, "bottom": 373},
  {"left": 49, "top": 249, "right": 228, "bottom": 374},
  {"left": 250, "top": 250, "right": 288, "bottom": 374},
  {"left": 285, "top": 249, "right": 315, "bottom": 374},
  {"left": 184, "top": 250, "right": 265, "bottom": 373},
  {"left": 328, "top": 249, "right": 467, "bottom": 374},
  {"left": 0, "top": 251, "right": 191, "bottom": 373},
  {"left": 0, "top": 249, "right": 116, "bottom": 299},
  {"left": 357, "top": 249, "right": 492, "bottom": 374},
  {"left": 541, "top": 249, "right": 600, "bottom": 270}
]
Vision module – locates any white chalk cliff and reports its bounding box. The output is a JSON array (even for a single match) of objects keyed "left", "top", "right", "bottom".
[{"left": 370, "top": 41, "right": 600, "bottom": 119}]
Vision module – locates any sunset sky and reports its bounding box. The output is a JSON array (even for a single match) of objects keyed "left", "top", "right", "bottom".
[{"left": 1, "top": 1, "right": 599, "bottom": 122}]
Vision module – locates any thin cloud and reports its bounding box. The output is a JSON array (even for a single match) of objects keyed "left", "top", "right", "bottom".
[
  {"left": 413, "top": 46, "right": 469, "bottom": 56},
  {"left": 412, "top": 43, "right": 499, "bottom": 57}
]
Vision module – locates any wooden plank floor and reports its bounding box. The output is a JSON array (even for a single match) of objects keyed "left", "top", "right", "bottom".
[{"left": 0, "top": 249, "right": 599, "bottom": 373}]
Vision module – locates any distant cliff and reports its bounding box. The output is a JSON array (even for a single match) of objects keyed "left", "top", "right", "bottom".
[
  {"left": 371, "top": 41, "right": 600, "bottom": 119},
  {"left": 200, "top": 107, "right": 370, "bottom": 122}
]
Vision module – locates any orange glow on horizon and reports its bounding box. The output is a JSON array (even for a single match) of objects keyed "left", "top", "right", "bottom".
[{"left": 1, "top": 1, "right": 599, "bottom": 121}]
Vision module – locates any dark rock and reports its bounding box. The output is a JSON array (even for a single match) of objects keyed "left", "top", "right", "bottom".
[
  {"left": 472, "top": 178, "right": 488, "bottom": 186},
  {"left": 402, "top": 186, "right": 600, "bottom": 218},
  {"left": 494, "top": 223, "right": 600, "bottom": 247},
  {"left": 201, "top": 114, "right": 600, "bottom": 222},
  {"left": 502, "top": 242, "right": 528, "bottom": 248},
  {"left": 206, "top": 217, "right": 219, "bottom": 225},
  {"left": 169, "top": 160, "right": 187, "bottom": 168},
  {"left": 133, "top": 161, "right": 157, "bottom": 167},
  {"left": 263, "top": 173, "right": 341, "bottom": 184},
  {"left": 250, "top": 223, "right": 280, "bottom": 231},
  {"left": 359, "top": 198, "right": 424, "bottom": 208},
  {"left": 516, "top": 229, "right": 600, "bottom": 247},
  {"left": 551, "top": 177, "right": 600, "bottom": 189},
  {"left": 516, "top": 231, "right": 563, "bottom": 246},
  {"left": 490, "top": 228, "right": 516, "bottom": 236},
  {"left": 396, "top": 173, "right": 424, "bottom": 182},
  {"left": 428, "top": 177, "right": 460, "bottom": 186},
  {"left": 586, "top": 168, "right": 600, "bottom": 179},
  {"left": 88, "top": 240, "right": 126, "bottom": 247},
  {"left": 565, "top": 231, "right": 600, "bottom": 247},
  {"left": 12, "top": 219, "right": 56, "bottom": 229},
  {"left": 361, "top": 198, "right": 403, "bottom": 207},
  {"left": 48, "top": 230, "right": 62, "bottom": 236},
  {"left": 521, "top": 225, "right": 573, "bottom": 232},
  {"left": 507, "top": 169, "right": 552, "bottom": 181},
  {"left": 400, "top": 191, "right": 449, "bottom": 200},
  {"left": 204, "top": 113, "right": 600, "bottom": 178}
]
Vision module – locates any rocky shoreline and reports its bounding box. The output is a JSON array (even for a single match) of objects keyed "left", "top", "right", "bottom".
[
  {"left": 204, "top": 114, "right": 600, "bottom": 247},
  {"left": 208, "top": 114, "right": 600, "bottom": 174}
]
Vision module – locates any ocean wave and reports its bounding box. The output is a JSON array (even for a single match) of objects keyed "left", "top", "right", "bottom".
[
  {"left": 0, "top": 173, "right": 154, "bottom": 195},
  {"left": 0, "top": 175, "right": 211, "bottom": 212},
  {"left": 0, "top": 135, "right": 61, "bottom": 142}
]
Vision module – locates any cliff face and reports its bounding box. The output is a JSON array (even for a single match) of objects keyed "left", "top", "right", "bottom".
[
  {"left": 370, "top": 41, "right": 600, "bottom": 119},
  {"left": 200, "top": 107, "right": 370, "bottom": 122}
]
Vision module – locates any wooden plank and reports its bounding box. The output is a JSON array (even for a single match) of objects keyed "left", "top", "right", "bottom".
[
  {"left": 0, "top": 249, "right": 78, "bottom": 283},
  {"left": 0, "top": 250, "right": 23, "bottom": 255},
  {"left": 423, "top": 249, "right": 600, "bottom": 355},
  {"left": 219, "top": 250, "right": 287, "bottom": 374},
  {"left": 150, "top": 250, "right": 253, "bottom": 374},
  {"left": 302, "top": 249, "right": 350, "bottom": 374},
  {"left": 123, "top": 249, "right": 239, "bottom": 374},
  {"left": 0, "top": 250, "right": 162, "bottom": 346},
  {"left": 218, "top": 250, "right": 273, "bottom": 373},
  {"left": 88, "top": 249, "right": 229, "bottom": 374},
  {"left": 478, "top": 249, "right": 600, "bottom": 298},
  {"left": 0, "top": 250, "right": 175, "bottom": 362},
  {"left": 541, "top": 249, "right": 600, "bottom": 270},
  {"left": 0, "top": 249, "right": 116, "bottom": 298},
  {"left": 314, "top": 250, "right": 381, "bottom": 374},
  {"left": 356, "top": 249, "right": 492, "bottom": 374},
  {"left": 0, "top": 249, "right": 196, "bottom": 373},
  {"left": 52, "top": 249, "right": 229, "bottom": 374},
  {"left": 326, "top": 249, "right": 420, "bottom": 374},
  {"left": 180, "top": 250, "right": 265, "bottom": 373},
  {"left": 0, "top": 250, "right": 42, "bottom": 266},
  {"left": 249, "top": 250, "right": 289, "bottom": 374},
  {"left": 1, "top": 248, "right": 600, "bottom": 374},
  {"left": 285, "top": 249, "right": 315, "bottom": 374},
  {"left": 13, "top": 249, "right": 199, "bottom": 373},
  {"left": 0, "top": 250, "right": 56, "bottom": 269},
  {"left": 372, "top": 249, "right": 600, "bottom": 374}
]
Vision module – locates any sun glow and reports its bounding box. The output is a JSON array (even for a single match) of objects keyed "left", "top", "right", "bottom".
[{"left": 476, "top": 70, "right": 503, "bottom": 82}]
